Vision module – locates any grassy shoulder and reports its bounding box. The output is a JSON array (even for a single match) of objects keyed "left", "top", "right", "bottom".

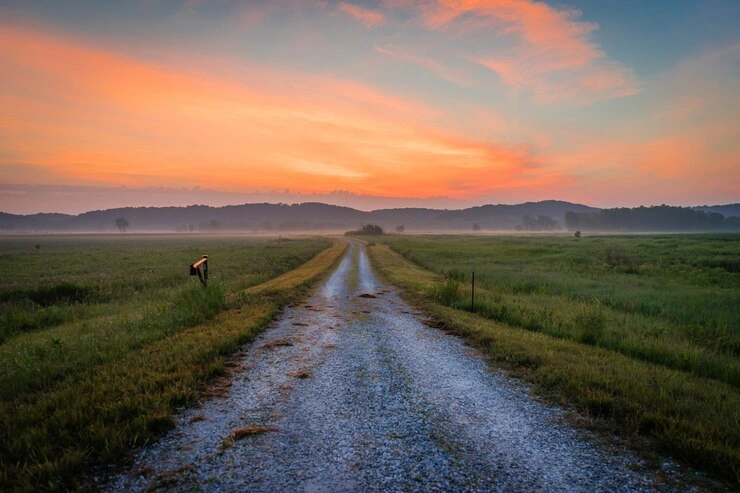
[
  {"left": 367, "top": 241, "right": 739, "bottom": 485},
  {"left": 0, "top": 237, "right": 346, "bottom": 491}
]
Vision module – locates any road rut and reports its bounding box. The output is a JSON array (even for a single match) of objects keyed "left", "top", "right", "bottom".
[{"left": 106, "top": 240, "right": 672, "bottom": 492}]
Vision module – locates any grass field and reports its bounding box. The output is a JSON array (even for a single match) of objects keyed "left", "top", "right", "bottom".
[
  {"left": 368, "top": 233, "right": 739, "bottom": 484},
  {"left": 0, "top": 234, "right": 343, "bottom": 490}
]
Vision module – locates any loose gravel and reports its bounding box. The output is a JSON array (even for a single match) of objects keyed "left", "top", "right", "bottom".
[{"left": 103, "top": 241, "right": 688, "bottom": 492}]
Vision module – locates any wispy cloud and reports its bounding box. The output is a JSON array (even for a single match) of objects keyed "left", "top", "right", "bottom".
[
  {"left": 338, "top": 2, "right": 384, "bottom": 28},
  {"left": 374, "top": 44, "right": 470, "bottom": 86},
  {"left": 408, "top": 0, "right": 639, "bottom": 103}
]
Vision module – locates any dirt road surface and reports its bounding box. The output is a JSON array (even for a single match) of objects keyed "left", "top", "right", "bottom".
[{"left": 105, "top": 240, "right": 678, "bottom": 492}]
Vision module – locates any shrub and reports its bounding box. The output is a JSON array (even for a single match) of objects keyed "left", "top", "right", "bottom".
[{"left": 345, "top": 224, "right": 384, "bottom": 236}]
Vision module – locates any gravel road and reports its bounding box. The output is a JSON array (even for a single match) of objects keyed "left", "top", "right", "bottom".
[{"left": 105, "top": 240, "right": 679, "bottom": 492}]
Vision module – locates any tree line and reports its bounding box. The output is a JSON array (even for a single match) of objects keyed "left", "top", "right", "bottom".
[{"left": 564, "top": 205, "right": 740, "bottom": 231}]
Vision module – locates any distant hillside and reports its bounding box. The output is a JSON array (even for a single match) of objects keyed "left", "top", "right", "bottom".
[
  {"left": 1, "top": 201, "right": 738, "bottom": 233},
  {"left": 370, "top": 200, "right": 598, "bottom": 230}
]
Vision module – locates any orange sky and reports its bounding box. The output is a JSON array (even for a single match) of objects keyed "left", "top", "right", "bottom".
[{"left": 0, "top": 1, "right": 738, "bottom": 213}]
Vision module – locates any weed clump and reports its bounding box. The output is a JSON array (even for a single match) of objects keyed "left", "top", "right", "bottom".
[
  {"left": 574, "top": 307, "right": 606, "bottom": 346},
  {"left": 168, "top": 281, "right": 225, "bottom": 328},
  {"left": 431, "top": 278, "right": 461, "bottom": 306},
  {"left": 604, "top": 246, "right": 640, "bottom": 273}
]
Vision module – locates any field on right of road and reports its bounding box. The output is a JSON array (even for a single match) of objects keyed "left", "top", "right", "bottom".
[{"left": 370, "top": 233, "right": 739, "bottom": 484}]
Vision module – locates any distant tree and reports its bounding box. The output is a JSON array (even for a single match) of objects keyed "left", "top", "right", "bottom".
[
  {"left": 345, "top": 224, "right": 384, "bottom": 236},
  {"left": 395, "top": 225, "right": 405, "bottom": 233},
  {"left": 114, "top": 217, "right": 129, "bottom": 232},
  {"left": 209, "top": 219, "right": 220, "bottom": 231},
  {"left": 574, "top": 231, "right": 581, "bottom": 237},
  {"left": 188, "top": 224, "right": 195, "bottom": 233},
  {"left": 472, "top": 223, "right": 481, "bottom": 231}
]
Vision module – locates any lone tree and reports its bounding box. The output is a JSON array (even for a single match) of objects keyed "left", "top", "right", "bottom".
[
  {"left": 395, "top": 225, "right": 405, "bottom": 233},
  {"left": 114, "top": 217, "right": 130, "bottom": 233},
  {"left": 472, "top": 223, "right": 481, "bottom": 231}
]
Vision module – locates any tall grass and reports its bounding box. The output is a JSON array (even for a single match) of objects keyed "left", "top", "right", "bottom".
[
  {"left": 369, "top": 235, "right": 740, "bottom": 484},
  {"left": 0, "top": 235, "right": 340, "bottom": 490},
  {"left": 383, "top": 234, "right": 740, "bottom": 387}
]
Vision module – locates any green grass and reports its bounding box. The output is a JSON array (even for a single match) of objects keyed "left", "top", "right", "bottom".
[
  {"left": 368, "top": 234, "right": 740, "bottom": 484},
  {"left": 382, "top": 234, "right": 740, "bottom": 386},
  {"left": 0, "top": 234, "right": 343, "bottom": 490}
]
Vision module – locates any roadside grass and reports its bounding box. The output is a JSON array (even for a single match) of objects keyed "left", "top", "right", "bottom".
[
  {"left": 0, "top": 235, "right": 345, "bottom": 491},
  {"left": 381, "top": 234, "right": 740, "bottom": 387},
  {"left": 367, "top": 237, "right": 740, "bottom": 484}
]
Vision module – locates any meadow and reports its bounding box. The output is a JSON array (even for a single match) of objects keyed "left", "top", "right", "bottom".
[
  {"left": 369, "top": 233, "right": 739, "bottom": 484},
  {"left": 0, "top": 234, "right": 341, "bottom": 490}
]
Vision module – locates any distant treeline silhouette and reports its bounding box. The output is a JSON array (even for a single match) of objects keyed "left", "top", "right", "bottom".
[
  {"left": 565, "top": 205, "right": 740, "bottom": 231},
  {"left": 1, "top": 201, "right": 738, "bottom": 233}
]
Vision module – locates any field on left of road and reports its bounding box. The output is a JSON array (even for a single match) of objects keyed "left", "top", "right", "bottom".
[{"left": 0, "top": 234, "right": 342, "bottom": 491}]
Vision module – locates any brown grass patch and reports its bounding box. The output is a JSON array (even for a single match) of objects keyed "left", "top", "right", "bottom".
[
  {"left": 358, "top": 293, "right": 377, "bottom": 298},
  {"left": 261, "top": 339, "right": 293, "bottom": 349},
  {"left": 231, "top": 425, "right": 279, "bottom": 440},
  {"left": 287, "top": 370, "right": 312, "bottom": 379},
  {"left": 220, "top": 425, "right": 279, "bottom": 452},
  {"left": 201, "top": 377, "right": 232, "bottom": 399}
]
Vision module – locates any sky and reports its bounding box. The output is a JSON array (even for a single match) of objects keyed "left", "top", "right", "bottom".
[{"left": 0, "top": 0, "right": 738, "bottom": 214}]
